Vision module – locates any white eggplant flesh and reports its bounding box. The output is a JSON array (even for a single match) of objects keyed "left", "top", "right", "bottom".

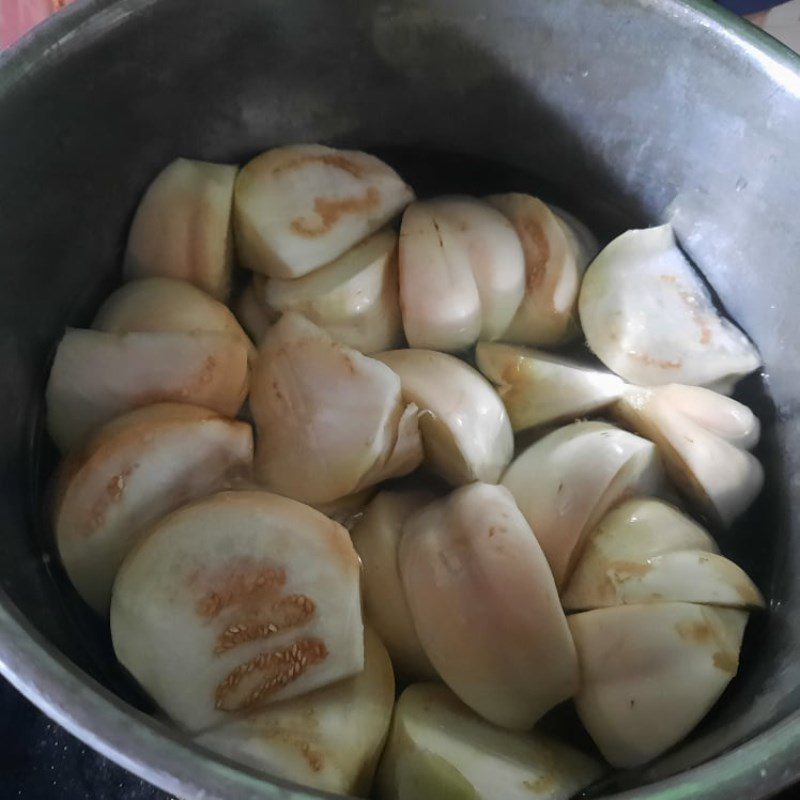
[
  {"left": 55, "top": 403, "right": 253, "bottom": 615},
  {"left": 234, "top": 144, "right": 414, "bottom": 278},
  {"left": 398, "top": 200, "right": 482, "bottom": 352},
  {"left": 251, "top": 313, "right": 422, "bottom": 505},
  {"left": 375, "top": 683, "right": 604, "bottom": 800},
  {"left": 486, "top": 193, "right": 584, "bottom": 346},
  {"left": 110, "top": 490, "right": 364, "bottom": 732},
  {"left": 124, "top": 158, "right": 237, "bottom": 299},
  {"left": 46, "top": 328, "right": 250, "bottom": 452},
  {"left": 502, "top": 421, "right": 666, "bottom": 588},
  {"left": 376, "top": 349, "right": 513, "bottom": 486},
  {"left": 434, "top": 197, "right": 525, "bottom": 341},
  {"left": 258, "top": 227, "right": 403, "bottom": 354},
  {"left": 562, "top": 498, "right": 764, "bottom": 611},
  {"left": 569, "top": 602, "right": 748, "bottom": 768},
  {"left": 93, "top": 277, "right": 254, "bottom": 358},
  {"left": 476, "top": 342, "right": 625, "bottom": 431},
  {"left": 579, "top": 224, "right": 760, "bottom": 389},
  {"left": 400, "top": 483, "right": 578, "bottom": 730},
  {"left": 196, "top": 627, "right": 394, "bottom": 796},
  {"left": 350, "top": 491, "right": 438, "bottom": 680},
  {"left": 614, "top": 383, "right": 763, "bottom": 527}
]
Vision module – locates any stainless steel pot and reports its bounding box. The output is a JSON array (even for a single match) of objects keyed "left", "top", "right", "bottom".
[{"left": 1, "top": 1, "right": 799, "bottom": 797}]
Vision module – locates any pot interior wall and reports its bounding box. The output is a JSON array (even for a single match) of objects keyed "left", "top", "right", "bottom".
[{"left": 0, "top": 0, "right": 799, "bottom": 796}]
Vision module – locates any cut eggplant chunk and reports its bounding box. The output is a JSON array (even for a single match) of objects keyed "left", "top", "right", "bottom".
[
  {"left": 110, "top": 490, "right": 364, "bottom": 732},
  {"left": 56, "top": 403, "right": 253, "bottom": 615}
]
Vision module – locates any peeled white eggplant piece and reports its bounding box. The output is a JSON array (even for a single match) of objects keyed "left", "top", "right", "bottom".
[
  {"left": 46, "top": 328, "right": 250, "bottom": 452},
  {"left": 433, "top": 197, "right": 525, "bottom": 341},
  {"left": 486, "top": 193, "right": 583, "bottom": 346},
  {"left": 376, "top": 349, "right": 513, "bottom": 485},
  {"left": 614, "top": 383, "right": 763, "bottom": 527},
  {"left": 251, "top": 313, "right": 422, "bottom": 505},
  {"left": 55, "top": 403, "right": 253, "bottom": 615},
  {"left": 398, "top": 200, "right": 482, "bottom": 351},
  {"left": 562, "top": 498, "right": 764, "bottom": 611},
  {"left": 258, "top": 227, "right": 403, "bottom": 354},
  {"left": 501, "top": 421, "right": 665, "bottom": 588},
  {"left": 93, "top": 277, "right": 254, "bottom": 358},
  {"left": 569, "top": 602, "right": 748, "bottom": 768},
  {"left": 475, "top": 342, "right": 625, "bottom": 431},
  {"left": 351, "top": 491, "right": 437, "bottom": 680},
  {"left": 579, "top": 224, "right": 760, "bottom": 388},
  {"left": 197, "top": 627, "right": 394, "bottom": 796},
  {"left": 234, "top": 282, "right": 271, "bottom": 345},
  {"left": 110, "top": 490, "right": 364, "bottom": 732},
  {"left": 375, "top": 683, "right": 604, "bottom": 800},
  {"left": 124, "top": 158, "right": 237, "bottom": 299},
  {"left": 551, "top": 205, "right": 599, "bottom": 271},
  {"left": 234, "top": 144, "right": 414, "bottom": 278},
  {"left": 400, "top": 483, "right": 578, "bottom": 730}
]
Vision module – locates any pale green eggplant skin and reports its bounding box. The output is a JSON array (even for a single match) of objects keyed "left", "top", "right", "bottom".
[{"left": 375, "top": 683, "right": 604, "bottom": 800}]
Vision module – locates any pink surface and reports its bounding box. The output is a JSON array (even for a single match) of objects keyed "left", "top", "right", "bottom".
[{"left": 0, "top": 0, "right": 72, "bottom": 49}]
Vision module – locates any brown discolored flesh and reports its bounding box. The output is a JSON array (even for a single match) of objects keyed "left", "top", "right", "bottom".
[
  {"left": 110, "top": 490, "right": 364, "bottom": 732},
  {"left": 214, "top": 638, "right": 329, "bottom": 711}
]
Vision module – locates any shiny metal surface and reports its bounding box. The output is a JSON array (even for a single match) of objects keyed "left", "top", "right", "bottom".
[{"left": 0, "top": 1, "right": 799, "bottom": 798}]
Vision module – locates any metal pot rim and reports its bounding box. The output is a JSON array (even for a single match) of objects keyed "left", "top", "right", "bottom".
[{"left": 1, "top": 1, "right": 799, "bottom": 798}]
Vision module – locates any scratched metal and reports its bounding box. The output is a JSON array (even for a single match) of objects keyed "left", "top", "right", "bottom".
[{"left": 0, "top": 1, "right": 799, "bottom": 799}]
